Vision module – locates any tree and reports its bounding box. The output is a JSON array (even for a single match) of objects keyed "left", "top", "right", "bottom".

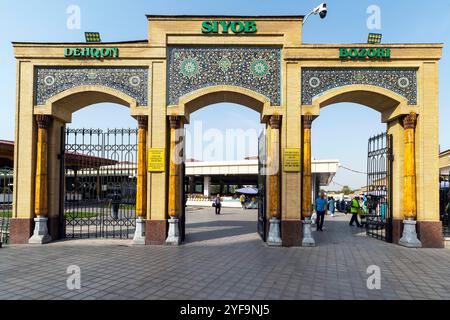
[{"left": 341, "top": 186, "right": 352, "bottom": 195}]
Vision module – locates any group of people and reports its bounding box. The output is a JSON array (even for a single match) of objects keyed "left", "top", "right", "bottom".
[
  {"left": 240, "top": 194, "right": 257, "bottom": 210},
  {"left": 314, "top": 192, "right": 366, "bottom": 231}
]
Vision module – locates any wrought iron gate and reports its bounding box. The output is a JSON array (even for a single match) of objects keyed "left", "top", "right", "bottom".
[
  {"left": 366, "top": 132, "right": 393, "bottom": 242},
  {"left": 0, "top": 167, "right": 13, "bottom": 246},
  {"left": 61, "top": 128, "right": 138, "bottom": 239},
  {"left": 258, "top": 131, "right": 267, "bottom": 241}
]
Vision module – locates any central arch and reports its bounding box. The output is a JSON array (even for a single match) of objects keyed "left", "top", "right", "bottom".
[
  {"left": 169, "top": 85, "right": 274, "bottom": 123},
  {"left": 166, "top": 85, "right": 283, "bottom": 245}
]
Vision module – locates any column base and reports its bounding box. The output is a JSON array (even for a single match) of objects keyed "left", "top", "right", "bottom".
[
  {"left": 399, "top": 219, "right": 422, "bottom": 248},
  {"left": 28, "top": 216, "right": 51, "bottom": 245},
  {"left": 166, "top": 218, "right": 181, "bottom": 246},
  {"left": 302, "top": 219, "right": 316, "bottom": 247},
  {"left": 281, "top": 220, "right": 302, "bottom": 247},
  {"left": 133, "top": 218, "right": 146, "bottom": 245},
  {"left": 267, "top": 218, "right": 282, "bottom": 247},
  {"left": 146, "top": 220, "right": 167, "bottom": 245}
]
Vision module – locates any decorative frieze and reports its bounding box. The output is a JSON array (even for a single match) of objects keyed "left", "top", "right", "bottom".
[
  {"left": 301, "top": 68, "right": 417, "bottom": 105},
  {"left": 35, "top": 67, "right": 149, "bottom": 106},
  {"left": 168, "top": 47, "right": 282, "bottom": 106}
]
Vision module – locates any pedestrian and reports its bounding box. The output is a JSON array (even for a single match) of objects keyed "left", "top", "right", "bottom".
[
  {"left": 214, "top": 194, "right": 222, "bottom": 215},
  {"left": 240, "top": 194, "right": 246, "bottom": 210},
  {"left": 315, "top": 192, "right": 328, "bottom": 232},
  {"left": 328, "top": 197, "right": 336, "bottom": 217},
  {"left": 111, "top": 191, "right": 121, "bottom": 220},
  {"left": 349, "top": 196, "right": 362, "bottom": 227}
]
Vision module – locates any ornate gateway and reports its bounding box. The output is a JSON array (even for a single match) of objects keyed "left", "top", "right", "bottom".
[
  {"left": 366, "top": 132, "right": 393, "bottom": 242},
  {"left": 61, "top": 128, "right": 138, "bottom": 239}
]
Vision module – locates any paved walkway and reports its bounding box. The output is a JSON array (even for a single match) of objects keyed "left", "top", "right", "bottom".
[{"left": 0, "top": 208, "right": 450, "bottom": 300}]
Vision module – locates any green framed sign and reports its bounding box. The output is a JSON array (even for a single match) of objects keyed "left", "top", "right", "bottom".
[
  {"left": 201, "top": 21, "right": 257, "bottom": 34},
  {"left": 64, "top": 47, "right": 119, "bottom": 59},
  {"left": 339, "top": 48, "right": 391, "bottom": 59}
]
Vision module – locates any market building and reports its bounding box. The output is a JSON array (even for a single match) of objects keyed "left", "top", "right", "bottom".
[{"left": 9, "top": 15, "right": 444, "bottom": 248}]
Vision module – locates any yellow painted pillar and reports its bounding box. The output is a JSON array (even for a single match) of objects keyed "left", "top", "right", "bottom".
[
  {"left": 166, "top": 116, "right": 182, "bottom": 245},
  {"left": 301, "top": 113, "right": 315, "bottom": 247},
  {"left": 29, "top": 115, "right": 52, "bottom": 244},
  {"left": 133, "top": 116, "right": 148, "bottom": 245},
  {"left": 399, "top": 112, "right": 422, "bottom": 247},
  {"left": 267, "top": 115, "right": 282, "bottom": 246},
  {"left": 136, "top": 116, "right": 148, "bottom": 218}
]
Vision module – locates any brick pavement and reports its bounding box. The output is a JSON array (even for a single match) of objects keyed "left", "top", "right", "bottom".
[{"left": 0, "top": 208, "right": 449, "bottom": 300}]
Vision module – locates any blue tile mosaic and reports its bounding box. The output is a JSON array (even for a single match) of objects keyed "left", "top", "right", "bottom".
[
  {"left": 35, "top": 67, "right": 149, "bottom": 106},
  {"left": 168, "top": 47, "right": 282, "bottom": 106},
  {"left": 301, "top": 68, "right": 417, "bottom": 105}
]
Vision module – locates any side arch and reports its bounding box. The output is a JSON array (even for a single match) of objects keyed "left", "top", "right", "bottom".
[
  {"left": 303, "top": 84, "right": 418, "bottom": 122},
  {"left": 34, "top": 85, "right": 139, "bottom": 123}
]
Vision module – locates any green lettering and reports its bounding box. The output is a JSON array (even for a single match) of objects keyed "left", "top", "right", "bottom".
[
  {"left": 91, "top": 48, "right": 100, "bottom": 58},
  {"left": 386, "top": 48, "right": 391, "bottom": 58},
  {"left": 231, "top": 21, "right": 245, "bottom": 33},
  {"left": 220, "top": 21, "right": 231, "bottom": 33},
  {"left": 350, "top": 48, "right": 358, "bottom": 58},
  {"left": 110, "top": 48, "right": 119, "bottom": 58},
  {"left": 358, "top": 48, "right": 367, "bottom": 58},
  {"left": 339, "top": 48, "right": 349, "bottom": 58},
  {"left": 367, "top": 48, "right": 377, "bottom": 58},
  {"left": 213, "top": 21, "right": 219, "bottom": 33},
  {"left": 73, "top": 48, "right": 82, "bottom": 57},
  {"left": 202, "top": 21, "right": 213, "bottom": 33},
  {"left": 245, "top": 21, "right": 257, "bottom": 33},
  {"left": 64, "top": 48, "right": 74, "bottom": 57}
]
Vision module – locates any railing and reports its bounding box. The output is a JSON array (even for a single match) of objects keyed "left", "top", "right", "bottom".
[{"left": 0, "top": 167, "right": 13, "bottom": 246}]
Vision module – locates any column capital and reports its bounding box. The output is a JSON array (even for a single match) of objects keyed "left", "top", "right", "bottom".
[
  {"left": 269, "top": 115, "right": 281, "bottom": 129},
  {"left": 303, "top": 113, "right": 314, "bottom": 129},
  {"left": 169, "top": 116, "right": 181, "bottom": 129},
  {"left": 137, "top": 116, "right": 148, "bottom": 129},
  {"left": 403, "top": 112, "right": 417, "bottom": 130},
  {"left": 36, "top": 115, "right": 51, "bottom": 129}
]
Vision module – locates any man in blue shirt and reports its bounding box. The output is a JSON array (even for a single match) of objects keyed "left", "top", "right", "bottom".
[{"left": 315, "top": 192, "right": 328, "bottom": 232}]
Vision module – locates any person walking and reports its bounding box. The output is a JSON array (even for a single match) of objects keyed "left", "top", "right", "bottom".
[
  {"left": 214, "top": 194, "right": 222, "bottom": 215},
  {"left": 328, "top": 197, "right": 336, "bottom": 217},
  {"left": 315, "top": 192, "right": 328, "bottom": 232},
  {"left": 240, "top": 194, "right": 246, "bottom": 210},
  {"left": 349, "top": 196, "right": 362, "bottom": 227},
  {"left": 111, "top": 191, "right": 122, "bottom": 220}
]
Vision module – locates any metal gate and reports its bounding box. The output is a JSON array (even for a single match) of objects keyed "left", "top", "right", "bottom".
[
  {"left": 0, "top": 167, "right": 13, "bottom": 246},
  {"left": 257, "top": 131, "right": 267, "bottom": 242},
  {"left": 61, "top": 128, "right": 138, "bottom": 239},
  {"left": 366, "top": 132, "right": 393, "bottom": 242}
]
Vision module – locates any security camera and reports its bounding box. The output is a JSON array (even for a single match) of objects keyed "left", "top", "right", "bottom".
[{"left": 314, "top": 3, "right": 327, "bottom": 19}]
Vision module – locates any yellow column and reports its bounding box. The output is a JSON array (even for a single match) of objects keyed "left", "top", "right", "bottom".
[
  {"left": 136, "top": 116, "right": 148, "bottom": 219},
  {"left": 268, "top": 115, "right": 281, "bottom": 220},
  {"left": 35, "top": 115, "right": 50, "bottom": 218},
  {"left": 267, "top": 115, "right": 282, "bottom": 246},
  {"left": 302, "top": 114, "right": 314, "bottom": 220},
  {"left": 133, "top": 116, "right": 148, "bottom": 245},
  {"left": 166, "top": 116, "right": 182, "bottom": 245},
  {"left": 29, "top": 115, "right": 52, "bottom": 244},
  {"left": 403, "top": 112, "right": 417, "bottom": 220},
  {"left": 399, "top": 112, "right": 422, "bottom": 247},
  {"left": 301, "top": 113, "right": 315, "bottom": 247}
]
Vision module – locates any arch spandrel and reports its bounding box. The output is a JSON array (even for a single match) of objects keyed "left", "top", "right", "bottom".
[
  {"left": 301, "top": 67, "right": 418, "bottom": 107},
  {"left": 167, "top": 46, "right": 282, "bottom": 107},
  {"left": 35, "top": 66, "right": 149, "bottom": 107}
]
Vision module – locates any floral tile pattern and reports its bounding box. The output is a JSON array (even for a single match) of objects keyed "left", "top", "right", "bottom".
[
  {"left": 35, "top": 67, "right": 149, "bottom": 106},
  {"left": 301, "top": 68, "right": 418, "bottom": 105},
  {"left": 168, "top": 47, "right": 282, "bottom": 106}
]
